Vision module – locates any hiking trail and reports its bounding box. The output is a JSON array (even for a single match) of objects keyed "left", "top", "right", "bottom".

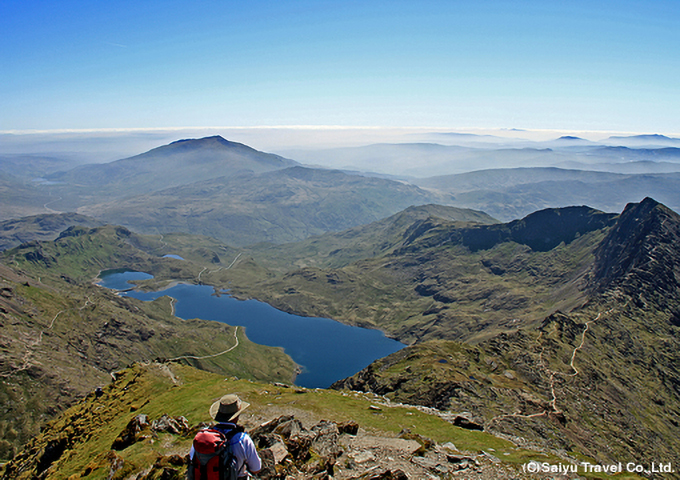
[
  {"left": 168, "top": 326, "right": 240, "bottom": 362},
  {"left": 0, "top": 295, "right": 94, "bottom": 378},
  {"left": 488, "top": 308, "right": 612, "bottom": 426}
]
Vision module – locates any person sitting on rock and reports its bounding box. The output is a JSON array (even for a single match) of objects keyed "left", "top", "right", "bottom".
[{"left": 188, "top": 394, "right": 261, "bottom": 479}]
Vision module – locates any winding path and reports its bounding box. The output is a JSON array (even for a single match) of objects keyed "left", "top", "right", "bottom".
[
  {"left": 1, "top": 295, "right": 93, "bottom": 378},
  {"left": 43, "top": 196, "right": 63, "bottom": 214},
  {"left": 168, "top": 326, "right": 240, "bottom": 361},
  {"left": 2, "top": 292, "right": 241, "bottom": 379},
  {"left": 197, "top": 252, "right": 242, "bottom": 283},
  {"left": 488, "top": 308, "right": 612, "bottom": 425}
]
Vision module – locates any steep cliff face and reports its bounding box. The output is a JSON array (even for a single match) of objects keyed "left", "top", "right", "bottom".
[
  {"left": 589, "top": 197, "right": 680, "bottom": 310},
  {"left": 463, "top": 205, "right": 617, "bottom": 253},
  {"left": 395, "top": 205, "right": 616, "bottom": 254}
]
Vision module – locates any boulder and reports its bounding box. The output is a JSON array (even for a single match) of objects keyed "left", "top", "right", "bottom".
[
  {"left": 112, "top": 414, "right": 151, "bottom": 450},
  {"left": 368, "top": 470, "right": 409, "bottom": 480},
  {"left": 311, "top": 421, "right": 341, "bottom": 458},
  {"left": 337, "top": 420, "right": 359, "bottom": 435},
  {"left": 452, "top": 414, "right": 484, "bottom": 431},
  {"left": 151, "top": 415, "right": 190, "bottom": 435}
]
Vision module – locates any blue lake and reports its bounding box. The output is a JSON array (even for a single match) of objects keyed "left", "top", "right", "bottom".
[{"left": 98, "top": 270, "right": 405, "bottom": 388}]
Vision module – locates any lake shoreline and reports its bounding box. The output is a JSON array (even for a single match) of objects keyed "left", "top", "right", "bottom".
[{"left": 97, "top": 269, "right": 406, "bottom": 389}]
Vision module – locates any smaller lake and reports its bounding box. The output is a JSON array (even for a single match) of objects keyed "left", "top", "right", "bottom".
[{"left": 98, "top": 270, "right": 405, "bottom": 388}]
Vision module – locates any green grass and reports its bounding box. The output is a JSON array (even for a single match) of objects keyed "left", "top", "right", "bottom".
[{"left": 1, "top": 362, "right": 570, "bottom": 479}]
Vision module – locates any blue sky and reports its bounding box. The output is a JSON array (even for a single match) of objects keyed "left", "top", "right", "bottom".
[{"left": 2, "top": 0, "right": 679, "bottom": 134}]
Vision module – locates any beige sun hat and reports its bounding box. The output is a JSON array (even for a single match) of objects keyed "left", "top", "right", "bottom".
[{"left": 209, "top": 394, "right": 250, "bottom": 423}]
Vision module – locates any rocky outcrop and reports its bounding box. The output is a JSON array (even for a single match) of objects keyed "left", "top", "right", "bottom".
[
  {"left": 44, "top": 412, "right": 508, "bottom": 479},
  {"left": 193, "top": 415, "right": 496, "bottom": 479},
  {"left": 111, "top": 414, "right": 190, "bottom": 450}
]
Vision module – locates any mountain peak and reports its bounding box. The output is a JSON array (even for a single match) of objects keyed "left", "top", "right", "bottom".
[
  {"left": 170, "top": 135, "right": 229, "bottom": 144},
  {"left": 557, "top": 135, "right": 584, "bottom": 141},
  {"left": 453, "top": 205, "right": 616, "bottom": 253},
  {"left": 44, "top": 136, "right": 298, "bottom": 201},
  {"left": 591, "top": 198, "right": 680, "bottom": 301},
  {"left": 165, "top": 135, "right": 240, "bottom": 150},
  {"left": 135, "top": 135, "right": 259, "bottom": 159}
]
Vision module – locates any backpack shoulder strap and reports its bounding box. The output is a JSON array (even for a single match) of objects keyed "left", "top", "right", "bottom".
[
  {"left": 223, "top": 424, "right": 245, "bottom": 439},
  {"left": 218, "top": 426, "right": 245, "bottom": 480}
]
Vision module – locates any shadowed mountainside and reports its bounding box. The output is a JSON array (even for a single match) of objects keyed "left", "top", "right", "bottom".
[{"left": 0, "top": 213, "right": 104, "bottom": 250}]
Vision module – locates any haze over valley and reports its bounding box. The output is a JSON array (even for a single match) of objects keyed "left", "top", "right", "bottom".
[{"left": 3, "top": 132, "right": 680, "bottom": 235}]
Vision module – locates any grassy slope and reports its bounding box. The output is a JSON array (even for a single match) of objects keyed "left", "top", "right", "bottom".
[
  {"left": 0, "top": 227, "right": 296, "bottom": 460},
  {"left": 331, "top": 199, "right": 680, "bottom": 468},
  {"left": 246, "top": 204, "right": 499, "bottom": 273},
  {"left": 333, "top": 300, "right": 680, "bottom": 468},
  {"left": 4, "top": 201, "right": 679, "bottom": 474},
  {"left": 1, "top": 362, "right": 574, "bottom": 480},
  {"left": 0, "top": 213, "right": 105, "bottom": 251}
]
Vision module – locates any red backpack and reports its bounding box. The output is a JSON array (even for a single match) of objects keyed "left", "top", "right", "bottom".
[{"left": 188, "top": 427, "right": 243, "bottom": 480}]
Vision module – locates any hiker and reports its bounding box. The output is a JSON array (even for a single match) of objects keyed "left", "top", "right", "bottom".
[{"left": 188, "top": 394, "right": 261, "bottom": 479}]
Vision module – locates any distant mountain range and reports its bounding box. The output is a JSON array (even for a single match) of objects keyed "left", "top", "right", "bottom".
[
  {"left": 77, "top": 164, "right": 447, "bottom": 246},
  {"left": 607, "top": 133, "right": 680, "bottom": 147},
  {"left": 415, "top": 167, "right": 680, "bottom": 221},
  {"left": 1, "top": 135, "right": 680, "bottom": 243},
  {"left": 0, "top": 154, "right": 79, "bottom": 180},
  {"left": 1, "top": 137, "right": 445, "bottom": 245},
  {"left": 279, "top": 139, "right": 680, "bottom": 178},
  {"left": 0, "top": 171, "right": 55, "bottom": 220}
]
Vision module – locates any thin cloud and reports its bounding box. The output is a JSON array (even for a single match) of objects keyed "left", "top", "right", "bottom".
[{"left": 103, "top": 41, "right": 128, "bottom": 48}]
